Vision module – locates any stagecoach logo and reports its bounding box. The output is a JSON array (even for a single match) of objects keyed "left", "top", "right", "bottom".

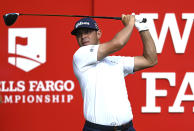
[{"left": 8, "top": 28, "right": 46, "bottom": 72}]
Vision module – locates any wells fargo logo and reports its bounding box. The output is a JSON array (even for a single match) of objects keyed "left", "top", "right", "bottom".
[{"left": 8, "top": 28, "right": 46, "bottom": 72}]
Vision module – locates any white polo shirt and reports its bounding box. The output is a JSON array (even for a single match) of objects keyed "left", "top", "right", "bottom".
[{"left": 73, "top": 45, "right": 134, "bottom": 126}]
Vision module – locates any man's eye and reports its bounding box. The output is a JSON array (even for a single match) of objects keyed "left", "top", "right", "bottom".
[
  {"left": 76, "top": 29, "right": 92, "bottom": 37},
  {"left": 84, "top": 30, "right": 90, "bottom": 34}
]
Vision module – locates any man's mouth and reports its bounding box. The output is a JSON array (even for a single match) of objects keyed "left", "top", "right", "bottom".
[{"left": 82, "top": 41, "right": 90, "bottom": 46}]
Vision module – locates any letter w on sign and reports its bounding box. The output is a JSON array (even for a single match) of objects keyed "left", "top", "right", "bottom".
[{"left": 141, "top": 13, "right": 194, "bottom": 54}]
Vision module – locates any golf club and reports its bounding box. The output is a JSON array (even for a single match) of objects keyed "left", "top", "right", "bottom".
[{"left": 3, "top": 13, "right": 147, "bottom": 26}]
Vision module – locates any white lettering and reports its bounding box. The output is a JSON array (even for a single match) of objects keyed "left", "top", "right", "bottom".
[
  {"left": 45, "top": 95, "right": 51, "bottom": 103},
  {"left": 67, "top": 94, "right": 73, "bottom": 103},
  {"left": 52, "top": 95, "right": 60, "bottom": 103},
  {"left": 29, "top": 81, "right": 38, "bottom": 91},
  {"left": 55, "top": 81, "right": 63, "bottom": 92},
  {"left": 29, "top": 80, "right": 75, "bottom": 92},
  {"left": 64, "top": 80, "right": 75, "bottom": 92},
  {"left": 15, "top": 95, "right": 21, "bottom": 103},
  {"left": 141, "top": 72, "right": 175, "bottom": 113},
  {"left": 169, "top": 72, "right": 194, "bottom": 113},
  {"left": 75, "top": 22, "right": 90, "bottom": 28},
  {"left": 141, "top": 13, "right": 194, "bottom": 54},
  {"left": 4, "top": 95, "right": 13, "bottom": 103},
  {"left": 17, "top": 81, "right": 25, "bottom": 92},
  {"left": 0, "top": 81, "right": 25, "bottom": 92},
  {"left": 2, "top": 94, "right": 73, "bottom": 104},
  {"left": 45, "top": 81, "right": 55, "bottom": 91},
  {"left": 27, "top": 95, "right": 35, "bottom": 103}
]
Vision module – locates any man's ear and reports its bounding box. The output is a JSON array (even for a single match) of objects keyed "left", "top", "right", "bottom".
[{"left": 97, "top": 30, "right": 102, "bottom": 39}]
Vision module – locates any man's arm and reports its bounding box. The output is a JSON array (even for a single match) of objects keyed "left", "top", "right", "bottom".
[
  {"left": 0, "top": 95, "right": 2, "bottom": 103},
  {"left": 97, "top": 14, "right": 135, "bottom": 61},
  {"left": 134, "top": 30, "right": 158, "bottom": 72}
]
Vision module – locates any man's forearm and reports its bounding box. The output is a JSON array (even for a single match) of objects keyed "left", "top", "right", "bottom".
[
  {"left": 0, "top": 95, "right": 2, "bottom": 103},
  {"left": 140, "top": 30, "right": 158, "bottom": 66},
  {"left": 97, "top": 15, "right": 135, "bottom": 61},
  {"left": 112, "top": 23, "right": 134, "bottom": 48}
]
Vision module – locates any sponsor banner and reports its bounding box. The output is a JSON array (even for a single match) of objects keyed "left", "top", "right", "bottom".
[
  {"left": 1, "top": 80, "right": 74, "bottom": 104},
  {"left": 0, "top": 0, "right": 194, "bottom": 131}
]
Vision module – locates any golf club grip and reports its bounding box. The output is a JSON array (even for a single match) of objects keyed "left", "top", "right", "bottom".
[{"left": 19, "top": 14, "right": 147, "bottom": 22}]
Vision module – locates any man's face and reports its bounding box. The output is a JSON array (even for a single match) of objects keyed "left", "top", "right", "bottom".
[{"left": 75, "top": 28, "right": 101, "bottom": 47}]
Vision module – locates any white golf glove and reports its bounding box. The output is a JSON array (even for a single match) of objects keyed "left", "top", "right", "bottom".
[{"left": 133, "top": 14, "right": 149, "bottom": 32}]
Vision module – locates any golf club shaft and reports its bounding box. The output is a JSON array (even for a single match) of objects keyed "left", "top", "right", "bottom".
[
  {"left": 3, "top": 13, "right": 147, "bottom": 26},
  {"left": 19, "top": 13, "right": 122, "bottom": 20}
]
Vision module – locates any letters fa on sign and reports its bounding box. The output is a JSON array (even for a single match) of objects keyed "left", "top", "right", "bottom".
[{"left": 8, "top": 28, "right": 46, "bottom": 72}]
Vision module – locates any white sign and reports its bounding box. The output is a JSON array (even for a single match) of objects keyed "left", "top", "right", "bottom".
[{"left": 8, "top": 28, "right": 46, "bottom": 72}]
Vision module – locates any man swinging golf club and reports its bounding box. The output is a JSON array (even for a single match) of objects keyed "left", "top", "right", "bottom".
[{"left": 72, "top": 13, "right": 157, "bottom": 131}]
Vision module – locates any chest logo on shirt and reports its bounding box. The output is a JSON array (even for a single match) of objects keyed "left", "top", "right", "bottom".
[
  {"left": 90, "top": 46, "right": 95, "bottom": 52},
  {"left": 90, "top": 48, "right": 94, "bottom": 52}
]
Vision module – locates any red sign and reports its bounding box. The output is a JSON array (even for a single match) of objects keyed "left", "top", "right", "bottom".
[{"left": 0, "top": 0, "right": 194, "bottom": 131}]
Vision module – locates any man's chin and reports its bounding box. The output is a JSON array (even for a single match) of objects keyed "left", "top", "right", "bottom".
[{"left": 81, "top": 42, "right": 98, "bottom": 47}]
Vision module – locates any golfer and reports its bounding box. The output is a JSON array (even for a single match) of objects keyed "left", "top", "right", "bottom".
[{"left": 72, "top": 14, "right": 157, "bottom": 131}]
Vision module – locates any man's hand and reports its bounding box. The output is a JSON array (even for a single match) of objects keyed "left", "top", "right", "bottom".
[
  {"left": 122, "top": 14, "right": 135, "bottom": 27},
  {"left": 135, "top": 15, "right": 149, "bottom": 32}
]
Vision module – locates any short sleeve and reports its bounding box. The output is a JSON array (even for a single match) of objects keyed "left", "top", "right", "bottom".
[
  {"left": 120, "top": 56, "right": 134, "bottom": 76},
  {"left": 73, "top": 45, "right": 99, "bottom": 71}
]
